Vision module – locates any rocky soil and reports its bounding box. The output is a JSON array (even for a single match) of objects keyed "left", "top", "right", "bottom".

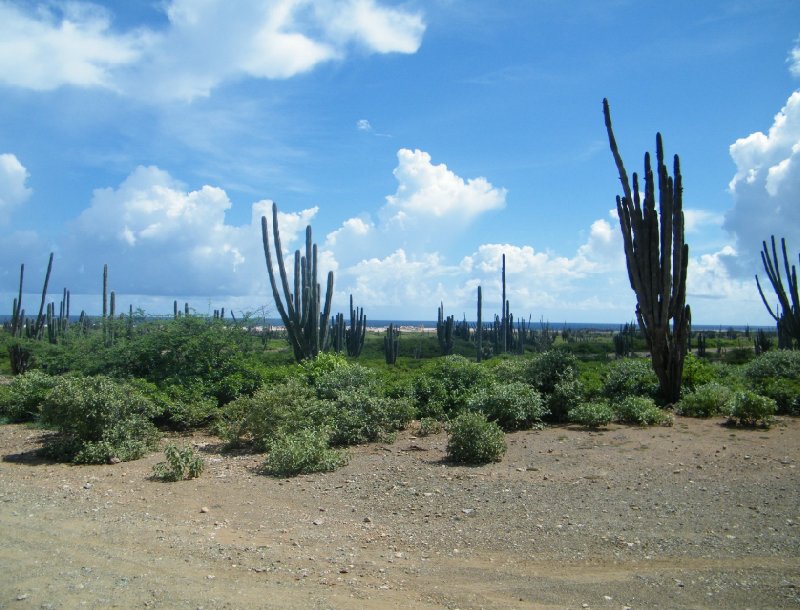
[{"left": 1, "top": 416, "right": 799, "bottom": 609}]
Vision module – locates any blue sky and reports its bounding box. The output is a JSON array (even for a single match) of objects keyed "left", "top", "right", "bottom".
[{"left": 1, "top": 0, "right": 799, "bottom": 324}]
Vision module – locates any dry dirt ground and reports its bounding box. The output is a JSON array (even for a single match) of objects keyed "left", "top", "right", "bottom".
[{"left": 1, "top": 417, "right": 799, "bottom": 609}]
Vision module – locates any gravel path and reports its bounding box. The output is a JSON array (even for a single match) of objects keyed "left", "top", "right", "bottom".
[{"left": 1, "top": 417, "right": 799, "bottom": 609}]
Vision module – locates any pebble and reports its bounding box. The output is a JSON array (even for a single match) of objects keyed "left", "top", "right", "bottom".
[{"left": 200, "top": 507, "right": 209, "bottom": 513}]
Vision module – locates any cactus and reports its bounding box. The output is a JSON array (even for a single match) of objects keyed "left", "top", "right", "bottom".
[
  {"left": 384, "top": 323, "right": 400, "bottom": 364},
  {"left": 476, "top": 286, "right": 483, "bottom": 362},
  {"left": 501, "top": 254, "right": 507, "bottom": 354},
  {"left": 436, "top": 302, "right": 454, "bottom": 356},
  {"left": 603, "top": 98, "right": 690, "bottom": 404},
  {"left": 755, "top": 235, "right": 799, "bottom": 349},
  {"left": 33, "top": 253, "right": 54, "bottom": 340},
  {"left": 261, "top": 202, "right": 334, "bottom": 361},
  {"left": 11, "top": 264, "right": 24, "bottom": 337},
  {"left": 346, "top": 294, "right": 366, "bottom": 357}
]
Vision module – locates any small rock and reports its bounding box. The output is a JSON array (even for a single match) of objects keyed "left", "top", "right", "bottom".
[
  {"left": 313, "top": 519, "right": 324, "bottom": 526},
  {"left": 200, "top": 507, "right": 209, "bottom": 513},
  {"left": 461, "top": 508, "right": 474, "bottom": 515},
  {"left": 16, "top": 593, "right": 30, "bottom": 601},
  {"left": 363, "top": 517, "right": 372, "bottom": 523},
  {"left": 83, "top": 483, "right": 93, "bottom": 490}
]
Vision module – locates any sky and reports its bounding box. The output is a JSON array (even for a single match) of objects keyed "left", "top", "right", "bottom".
[{"left": 1, "top": 0, "right": 799, "bottom": 325}]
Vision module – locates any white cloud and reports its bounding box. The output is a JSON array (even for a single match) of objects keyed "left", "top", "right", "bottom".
[
  {"left": 789, "top": 39, "right": 800, "bottom": 77},
  {"left": 684, "top": 208, "right": 723, "bottom": 234},
  {"left": 724, "top": 91, "right": 800, "bottom": 272},
  {"left": 356, "top": 119, "right": 373, "bottom": 132},
  {"left": 382, "top": 149, "right": 506, "bottom": 228},
  {"left": 0, "top": 153, "right": 32, "bottom": 220},
  {"left": 0, "top": 1, "right": 425, "bottom": 100},
  {"left": 0, "top": 2, "right": 145, "bottom": 90}
]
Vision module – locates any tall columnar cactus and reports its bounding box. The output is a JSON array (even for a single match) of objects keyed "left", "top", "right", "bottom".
[
  {"left": 755, "top": 235, "right": 799, "bottom": 349},
  {"left": 11, "top": 263, "right": 24, "bottom": 338},
  {"left": 33, "top": 253, "right": 54, "bottom": 340},
  {"left": 346, "top": 294, "right": 366, "bottom": 357},
  {"left": 329, "top": 312, "right": 345, "bottom": 353},
  {"left": 476, "top": 286, "right": 483, "bottom": 363},
  {"left": 603, "top": 99, "right": 690, "bottom": 404},
  {"left": 437, "top": 302, "right": 454, "bottom": 356},
  {"left": 501, "top": 254, "right": 507, "bottom": 354},
  {"left": 262, "top": 202, "right": 334, "bottom": 361},
  {"left": 384, "top": 323, "right": 400, "bottom": 364}
]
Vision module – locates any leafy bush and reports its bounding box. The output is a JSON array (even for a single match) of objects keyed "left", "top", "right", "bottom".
[
  {"left": 681, "top": 354, "right": 717, "bottom": 391},
  {"left": 0, "top": 369, "right": 57, "bottom": 422},
  {"left": 727, "top": 391, "right": 777, "bottom": 428},
  {"left": 602, "top": 358, "right": 659, "bottom": 401},
  {"left": 528, "top": 350, "right": 579, "bottom": 394},
  {"left": 677, "top": 382, "right": 734, "bottom": 418},
  {"left": 614, "top": 396, "right": 672, "bottom": 426},
  {"left": 568, "top": 401, "right": 614, "bottom": 428},
  {"left": 490, "top": 358, "right": 531, "bottom": 384},
  {"left": 744, "top": 350, "right": 800, "bottom": 414},
  {"left": 466, "top": 382, "right": 547, "bottom": 430},
  {"left": 446, "top": 411, "right": 506, "bottom": 464},
  {"left": 328, "top": 390, "right": 414, "bottom": 446},
  {"left": 153, "top": 443, "right": 204, "bottom": 481},
  {"left": 217, "top": 379, "right": 326, "bottom": 450},
  {"left": 314, "top": 362, "right": 380, "bottom": 399},
  {"left": 261, "top": 429, "right": 346, "bottom": 477},
  {"left": 413, "top": 355, "right": 493, "bottom": 418},
  {"left": 298, "top": 352, "right": 349, "bottom": 385},
  {"left": 418, "top": 417, "right": 443, "bottom": 436},
  {"left": 40, "top": 376, "right": 160, "bottom": 463},
  {"left": 546, "top": 376, "right": 585, "bottom": 423}
]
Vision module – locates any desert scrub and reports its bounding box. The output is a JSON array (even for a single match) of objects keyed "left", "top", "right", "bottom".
[
  {"left": 466, "top": 382, "right": 547, "bottom": 431},
  {"left": 0, "top": 369, "right": 56, "bottom": 422},
  {"left": 446, "top": 411, "right": 506, "bottom": 464},
  {"left": 39, "top": 375, "right": 160, "bottom": 464},
  {"left": 261, "top": 429, "right": 347, "bottom": 477},
  {"left": 569, "top": 401, "right": 614, "bottom": 428},
  {"left": 677, "top": 382, "right": 733, "bottom": 417},
  {"left": 417, "top": 417, "right": 443, "bottom": 436},
  {"left": 153, "top": 443, "right": 204, "bottom": 481},
  {"left": 602, "top": 358, "right": 659, "bottom": 401},
  {"left": 328, "top": 390, "right": 414, "bottom": 446},
  {"left": 614, "top": 396, "right": 672, "bottom": 426},
  {"left": 681, "top": 354, "right": 718, "bottom": 391},
  {"left": 413, "top": 355, "right": 493, "bottom": 418},
  {"left": 727, "top": 391, "right": 777, "bottom": 428},
  {"left": 528, "top": 350, "right": 580, "bottom": 394},
  {"left": 313, "top": 361, "right": 380, "bottom": 400},
  {"left": 545, "top": 376, "right": 585, "bottom": 423},
  {"left": 743, "top": 350, "right": 800, "bottom": 414}
]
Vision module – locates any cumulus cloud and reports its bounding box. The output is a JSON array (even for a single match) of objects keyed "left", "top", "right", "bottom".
[
  {"left": 0, "top": 2, "right": 145, "bottom": 90},
  {"left": 381, "top": 149, "right": 507, "bottom": 228},
  {"left": 790, "top": 39, "right": 800, "bottom": 77},
  {"left": 724, "top": 91, "right": 800, "bottom": 273},
  {"left": 0, "top": 0, "right": 425, "bottom": 100},
  {"left": 0, "top": 153, "right": 32, "bottom": 220},
  {"left": 62, "top": 165, "right": 318, "bottom": 297}
]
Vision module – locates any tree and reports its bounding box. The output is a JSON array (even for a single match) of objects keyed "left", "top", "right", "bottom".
[{"left": 603, "top": 99, "right": 690, "bottom": 404}]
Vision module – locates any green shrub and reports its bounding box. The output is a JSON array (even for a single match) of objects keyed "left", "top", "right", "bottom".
[
  {"left": 446, "top": 411, "right": 506, "bottom": 464},
  {"left": 614, "top": 396, "right": 672, "bottom": 426},
  {"left": 681, "top": 354, "right": 717, "bottom": 391},
  {"left": 261, "top": 429, "right": 347, "bottom": 477},
  {"left": 217, "top": 379, "right": 327, "bottom": 450},
  {"left": 413, "top": 355, "right": 492, "bottom": 418},
  {"left": 40, "top": 376, "right": 160, "bottom": 463},
  {"left": 546, "top": 376, "right": 585, "bottom": 423},
  {"left": 153, "top": 443, "right": 204, "bottom": 481},
  {"left": 418, "top": 417, "right": 443, "bottom": 436},
  {"left": 0, "top": 370, "right": 57, "bottom": 422},
  {"left": 529, "top": 350, "right": 579, "bottom": 394},
  {"left": 677, "top": 382, "right": 733, "bottom": 417},
  {"left": 569, "top": 401, "right": 614, "bottom": 428},
  {"left": 602, "top": 358, "right": 659, "bottom": 401},
  {"left": 298, "top": 352, "right": 349, "bottom": 385},
  {"left": 328, "top": 390, "right": 414, "bottom": 446},
  {"left": 490, "top": 358, "right": 532, "bottom": 384},
  {"left": 727, "top": 391, "right": 777, "bottom": 428},
  {"left": 314, "top": 362, "right": 379, "bottom": 399},
  {"left": 744, "top": 351, "right": 800, "bottom": 414},
  {"left": 466, "top": 382, "right": 547, "bottom": 430}
]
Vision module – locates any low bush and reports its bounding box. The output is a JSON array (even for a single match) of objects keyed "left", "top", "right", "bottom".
[
  {"left": 545, "top": 376, "right": 585, "bottom": 423},
  {"left": 314, "top": 361, "right": 380, "bottom": 400},
  {"left": 727, "top": 391, "right": 777, "bottom": 428},
  {"left": 152, "top": 443, "right": 204, "bottom": 481},
  {"left": 261, "top": 429, "right": 346, "bottom": 477},
  {"left": 0, "top": 369, "right": 57, "bottom": 422},
  {"left": 466, "top": 382, "right": 547, "bottom": 431},
  {"left": 446, "top": 411, "right": 506, "bottom": 464},
  {"left": 681, "top": 354, "right": 717, "bottom": 391},
  {"left": 614, "top": 396, "right": 672, "bottom": 426},
  {"left": 40, "top": 375, "right": 160, "bottom": 463},
  {"left": 744, "top": 350, "right": 800, "bottom": 414},
  {"left": 602, "top": 358, "right": 659, "bottom": 401},
  {"left": 328, "top": 390, "right": 414, "bottom": 446},
  {"left": 417, "top": 417, "right": 443, "bottom": 436},
  {"left": 529, "top": 350, "right": 579, "bottom": 394},
  {"left": 569, "top": 401, "right": 614, "bottom": 428},
  {"left": 677, "top": 382, "right": 733, "bottom": 417},
  {"left": 413, "top": 355, "right": 493, "bottom": 418}
]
